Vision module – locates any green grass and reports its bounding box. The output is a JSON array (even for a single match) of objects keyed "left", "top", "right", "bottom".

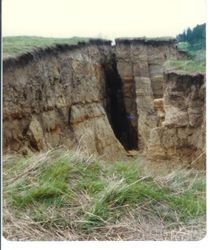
[
  {"left": 3, "top": 149, "right": 206, "bottom": 239},
  {"left": 82, "top": 171, "right": 205, "bottom": 230},
  {"left": 3, "top": 36, "right": 89, "bottom": 57},
  {"left": 177, "top": 42, "right": 191, "bottom": 52},
  {"left": 167, "top": 41, "right": 206, "bottom": 74},
  {"left": 164, "top": 59, "right": 205, "bottom": 74},
  {"left": 7, "top": 157, "right": 72, "bottom": 208}
]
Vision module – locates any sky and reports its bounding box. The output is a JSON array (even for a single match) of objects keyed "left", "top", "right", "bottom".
[{"left": 2, "top": 0, "right": 206, "bottom": 39}]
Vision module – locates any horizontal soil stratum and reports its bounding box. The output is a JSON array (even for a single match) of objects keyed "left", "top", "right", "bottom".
[{"left": 3, "top": 38, "right": 205, "bottom": 166}]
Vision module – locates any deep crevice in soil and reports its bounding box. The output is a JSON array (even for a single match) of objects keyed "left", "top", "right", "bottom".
[{"left": 103, "top": 53, "right": 138, "bottom": 150}]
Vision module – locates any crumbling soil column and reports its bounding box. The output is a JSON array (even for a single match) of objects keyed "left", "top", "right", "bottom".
[{"left": 115, "top": 38, "right": 178, "bottom": 152}]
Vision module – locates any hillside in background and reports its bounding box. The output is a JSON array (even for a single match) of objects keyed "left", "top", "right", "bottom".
[
  {"left": 176, "top": 23, "right": 206, "bottom": 50},
  {"left": 164, "top": 23, "right": 206, "bottom": 74},
  {"left": 176, "top": 23, "right": 206, "bottom": 61}
]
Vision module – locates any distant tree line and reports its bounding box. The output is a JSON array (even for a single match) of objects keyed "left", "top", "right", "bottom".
[{"left": 176, "top": 23, "right": 206, "bottom": 50}]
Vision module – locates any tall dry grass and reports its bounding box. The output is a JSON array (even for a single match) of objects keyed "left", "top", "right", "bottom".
[{"left": 3, "top": 147, "right": 206, "bottom": 240}]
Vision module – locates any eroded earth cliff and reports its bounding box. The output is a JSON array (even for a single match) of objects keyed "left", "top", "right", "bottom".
[{"left": 3, "top": 38, "right": 205, "bottom": 166}]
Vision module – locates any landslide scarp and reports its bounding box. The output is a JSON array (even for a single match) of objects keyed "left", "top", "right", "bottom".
[{"left": 3, "top": 38, "right": 205, "bottom": 167}]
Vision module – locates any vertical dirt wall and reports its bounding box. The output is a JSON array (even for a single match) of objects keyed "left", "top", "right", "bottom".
[{"left": 3, "top": 38, "right": 205, "bottom": 166}]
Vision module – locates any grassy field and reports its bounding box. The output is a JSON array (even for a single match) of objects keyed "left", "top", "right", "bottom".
[
  {"left": 3, "top": 148, "right": 206, "bottom": 240},
  {"left": 3, "top": 36, "right": 89, "bottom": 57}
]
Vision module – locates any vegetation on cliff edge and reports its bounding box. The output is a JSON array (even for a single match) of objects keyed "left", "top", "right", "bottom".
[{"left": 3, "top": 36, "right": 89, "bottom": 57}]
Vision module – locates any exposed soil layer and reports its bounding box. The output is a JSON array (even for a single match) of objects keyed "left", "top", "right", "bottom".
[{"left": 3, "top": 38, "right": 205, "bottom": 166}]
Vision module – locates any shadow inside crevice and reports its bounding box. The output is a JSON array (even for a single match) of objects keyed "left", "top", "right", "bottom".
[{"left": 103, "top": 53, "right": 138, "bottom": 150}]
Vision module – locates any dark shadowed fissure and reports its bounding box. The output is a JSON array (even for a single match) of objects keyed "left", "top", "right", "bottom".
[{"left": 103, "top": 53, "right": 138, "bottom": 150}]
